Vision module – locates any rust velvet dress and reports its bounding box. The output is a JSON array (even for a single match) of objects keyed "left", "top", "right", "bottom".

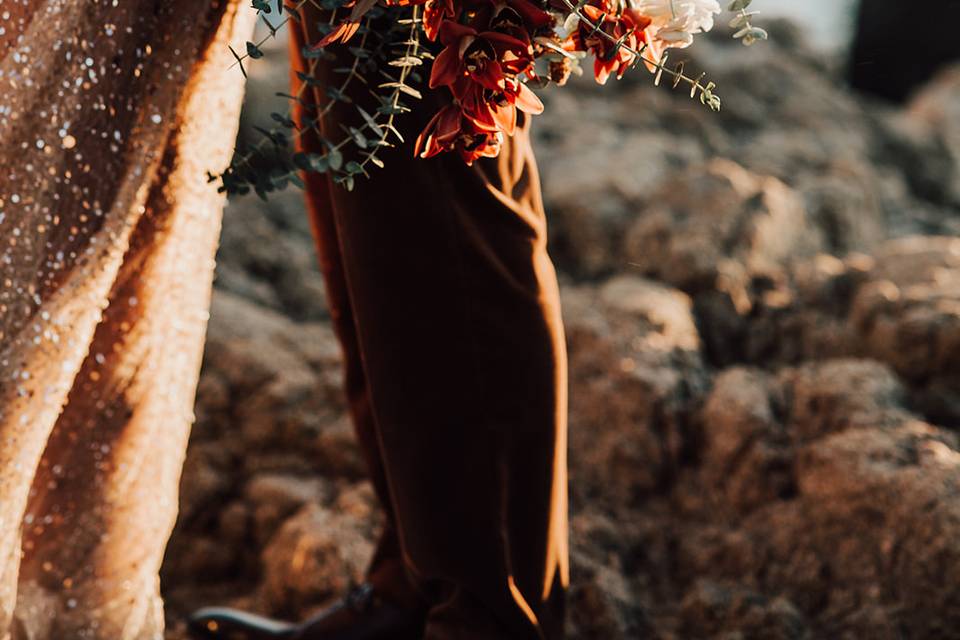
[{"left": 289, "top": 7, "right": 569, "bottom": 639}]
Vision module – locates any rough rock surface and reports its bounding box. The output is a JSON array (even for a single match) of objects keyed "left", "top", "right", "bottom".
[{"left": 162, "top": 22, "right": 960, "bottom": 640}]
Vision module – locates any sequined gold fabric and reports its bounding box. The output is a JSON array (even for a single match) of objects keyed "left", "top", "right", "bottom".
[{"left": 0, "top": 2, "right": 254, "bottom": 638}]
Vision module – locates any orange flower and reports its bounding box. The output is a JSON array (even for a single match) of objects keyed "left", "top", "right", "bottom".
[
  {"left": 414, "top": 104, "right": 462, "bottom": 158},
  {"left": 574, "top": 4, "right": 653, "bottom": 84},
  {"left": 423, "top": 0, "right": 456, "bottom": 41},
  {"left": 311, "top": 0, "right": 378, "bottom": 48},
  {"left": 415, "top": 103, "right": 504, "bottom": 165},
  {"left": 473, "top": 0, "right": 555, "bottom": 33},
  {"left": 451, "top": 75, "right": 542, "bottom": 136},
  {"left": 313, "top": 0, "right": 435, "bottom": 48},
  {"left": 429, "top": 20, "right": 535, "bottom": 92}
]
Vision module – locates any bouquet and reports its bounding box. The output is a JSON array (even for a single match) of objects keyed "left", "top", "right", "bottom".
[{"left": 219, "top": 0, "right": 766, "bottom": 195}]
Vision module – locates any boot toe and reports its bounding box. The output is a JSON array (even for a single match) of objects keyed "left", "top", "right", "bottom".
[{"left": 187, "top": 607, "right": 297, "bottom": 639}]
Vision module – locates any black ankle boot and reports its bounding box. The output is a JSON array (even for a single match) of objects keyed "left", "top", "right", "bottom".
[{"left": 187, "top": 584, "right": 425, "bottom": 640}]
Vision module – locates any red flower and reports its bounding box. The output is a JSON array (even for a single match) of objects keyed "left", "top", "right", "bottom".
[
  {"left": 499, "top": 0, "right": 554, "bottom": 30},
  {"left": 429, "top": 20, "right": 535, "bottom": 92},
  {"left": 574, "top": 5, "right": 652, "bottom": 84},
  {"left": 469, "top": 0, "right": 555, "bottom": 33},
  {"left": 313, "top": 0, "right": 434, "bottom": 48},
  {"left": 423, "top": 0, "right": 457, "bottom": 41},
  {"left": 456, "top": 128, "right": 503, "bottom": 164},
  {"left": 312, "top": 0, "right": 378, "bottom": 48},
  {"left": 415, "top": 104, "right": 504, "bottom": 165},
  {"left": 452, "top": 75, "right": 543, "bottom": 136},
  {"left": 501, "top": 75, "right": 544, "bottom": 114},
  {"left": 415, "top": 104, "right": 462, "bottom": 157}
]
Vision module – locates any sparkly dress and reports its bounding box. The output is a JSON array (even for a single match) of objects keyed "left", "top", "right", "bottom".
[{"left": 0, "top": 2, "right": 254, "bottom": 638}]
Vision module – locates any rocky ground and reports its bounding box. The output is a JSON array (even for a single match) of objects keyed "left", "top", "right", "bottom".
[{"left": 161, "top": 21, "right": 960, "bottom": 639}]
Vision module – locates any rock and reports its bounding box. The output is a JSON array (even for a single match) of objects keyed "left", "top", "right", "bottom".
[
  {"left": 538, "top": 100, "right": 705, "bottom": 276},
  {"left": 849, "top": 236, "right": 960, "bottom": 423},
  {"left": 201, "top": 291, "right": 317, "bottom": 396},
  {"left": 678, "top": 580, "right": 809, "bottom": 640},
  {"left": 624, "top": 159, "right": 822, "bottom": 294},
  {"left": 698, "top": 367, "right": 793, "bottom": 514},
  {"left": 162, "top": 534, "right": 244, "bottom": 588},
  {"left": 793, "top": 422, "right": 960, "bottom": 637},
  {"left": 902, "top": 65, "right": 960, "bottom": 208},
  {"left": 219, "top": 500, "right": 251, "bottom": 541},
  {"left": 567, "top": 513, "right": 654, "bottom": 640},
  {"left": 200, "top": 291, "right": 351, "bottom": 457},
  {"left": 678, "top": 356, "right": 960, "bottom": 638},
  {"left": 176, "top": 441, "right": 236, "bottom": 524},
  {"left": 311, "top": 414, "right": 370, "bottom": 480},
  {"left": 568, "top": 555, "right": 653, "bottom": 640},
  {"left": 162, "top": 291, "right": 359, "bottom": 613},
  {"left": 793, "top": 161, "right": 887, "bottom": 254},
  {"left": 727, "top": 252, "right": 865, "bottom": 366},
  {"left": 259, "top": 503, "right": 375, "bottom": 618},
  {"left": 694, "top": 359, "right": 907, "bottom": 516},
  {"left": 237, "top": 365, "right": 325, "bottom": 448},
  {"left": 617, "top": 159, "right": 842, "bottom": 366},
  {"left": 218, "top": 192, "right": 328, "bottom": 322},
  {"left": 778, "top": 359, "right": 910, "bottom": 440},
  {"left": 245, "top": 474, "right": 330, "bottom": 543},
  {"left": 598, "top": 276, "right": 701, "bottom": 352},
  {"left": 682, "top": 234, "right": 960, "bottom": 407},
  {"left": 563, "top": 277, "right": 708, "bottom": 505}
]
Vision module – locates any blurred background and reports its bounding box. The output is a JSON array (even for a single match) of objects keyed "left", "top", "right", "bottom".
[
  {"left": 162, "top": 1, "right": 960, "bottom": 638},
  {"left": 764, "top": 0, "right": 856, "bottom": 50}
]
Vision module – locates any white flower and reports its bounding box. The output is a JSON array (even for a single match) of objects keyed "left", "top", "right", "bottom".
[{"left": 634, "top": 0, "right": 721, "bottom": 49}]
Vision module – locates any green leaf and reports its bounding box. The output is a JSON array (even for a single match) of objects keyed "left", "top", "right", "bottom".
[
  {"left": 325, "top": 86, "right": 353, "bottom": 103},
  {"left": 228, "top": 45, "right": 247, "bottom": 78},
  {"left": 348, "top": 127, "right": 369, "bottom": 149},
  {"left": 275, "top": 92, "right": 306, "bottom": 107},
  {"left": 301, "top": 46, "right": 331, "bottom": 60},
  {"left": 379, "top": 82, "right": 422, "bottom": 99},
  {"left": 262, "top": 15, "right": 279, "bottom": 36},
  {"left": 356, "top": 107, "right": 385, "bottom": 137},
  {"left": 271, "top": 112, "right": 297, "bottom": 128},
  {"left": 385, "top": 123, "right": 405, "bottom": 143},
  {"left": 293, "top": 152, "right": 329, "bottom": 173},
  {"left": 246, "top": 41, "right": 264, "bottom": 59},
  {"left": 269, "top": 170, "right": 290, "bottom": 189},
  {"left": 729, "top": 12, "right": 756, "bottom": 28},
  {"left": 296, "top": 70, "right": 323, "bottom": 86},
  {"left": 326, "top": 148, "right": 344, "bottom": 171},
  {"left": 253, "top": 126, "right": 287, "bottom": 147},
  {"left": 389, "top": 56, "right": 423, "bottom": 67}
]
